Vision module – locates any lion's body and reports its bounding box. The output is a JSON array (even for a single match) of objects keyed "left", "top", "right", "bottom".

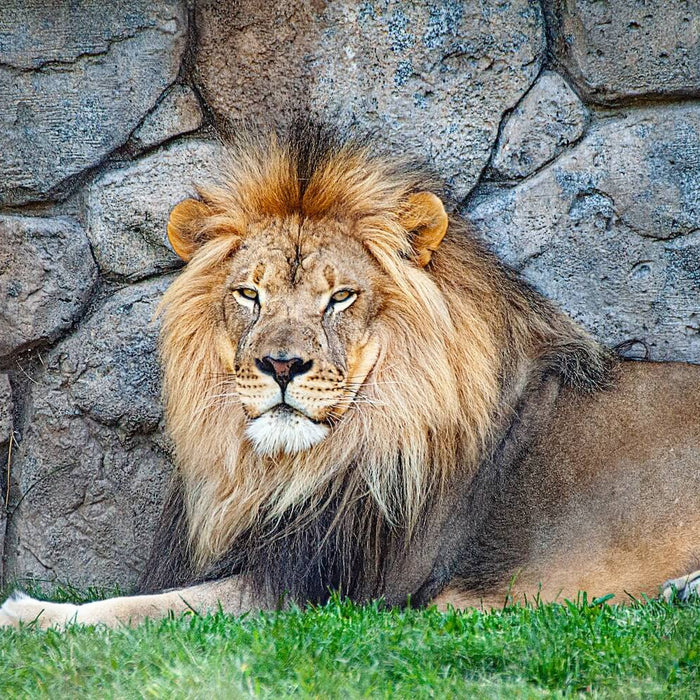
[
  {"left": 139, "top": 359, "right": 700, "bottom": 610},
  {"left": 1, "top": 125, "right": 698, "bottom": 628},
  {"left": 434, "top": 360, "right": 700, "bottom": 607}
]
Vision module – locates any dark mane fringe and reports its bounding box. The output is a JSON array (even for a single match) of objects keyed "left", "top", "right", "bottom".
[
  {"left": 282, "top": 119, "right": 439, "bottom": 197},
  {"left": 138, "top": 475, "right": 194, "bottom": 593},
  {"left": 519, "top": 280, "right": 618, "bottom": 392},
  {"left": 286, "top": 120, "right": 346, "bottom": 196},
  {"left": 204, "top": 486, "right": 394, "bottom": 604},
  {"left": 140, "top": 471, "right": 410, "bottom": 603}
]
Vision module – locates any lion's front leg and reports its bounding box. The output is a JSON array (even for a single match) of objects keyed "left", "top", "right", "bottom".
[
  {"left": 0, "top": 577, "right": 262, "bottom": 629},
  {"left": 661, "top": 570, "right": 700, "bottom": 603}
]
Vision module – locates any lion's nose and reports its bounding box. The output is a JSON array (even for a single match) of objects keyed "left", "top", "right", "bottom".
[{"left": 255, "top": 355, "right": 313, "bottom": 391}]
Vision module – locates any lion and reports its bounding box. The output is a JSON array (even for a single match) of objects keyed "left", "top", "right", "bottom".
[{"left": 2, "top": 124, "right": 699, "bottom": 628}]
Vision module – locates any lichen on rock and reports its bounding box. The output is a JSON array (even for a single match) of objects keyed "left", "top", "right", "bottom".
[
  {"left": 492, "top": 71, "right": 588, "bottom": 179},
  {"left": 544, "top": 0, "right": 700, "bottom": 104},
  {"left": 468, "top": 105, "right": 700, "bottom": 362},
  {"left": 195, "top": 0, "right": 546, "bottom": 198}
]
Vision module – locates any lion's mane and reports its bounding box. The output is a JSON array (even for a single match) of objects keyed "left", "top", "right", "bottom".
[{"left": 148, "top": 125, "right": 614, "bottom": 600}]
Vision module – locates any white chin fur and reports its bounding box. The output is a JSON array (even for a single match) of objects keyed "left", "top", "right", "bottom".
[{"left": 245, "top": 409, "right": 329, "bottom": 455}]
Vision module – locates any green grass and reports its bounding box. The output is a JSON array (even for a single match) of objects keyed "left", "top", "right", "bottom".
[{"left": 1, "top": 589, "right": 699, "bottom": 699}]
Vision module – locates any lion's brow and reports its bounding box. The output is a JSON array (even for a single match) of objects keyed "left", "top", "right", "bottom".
[
  {"left": 290, "top": 246, "right": 303, "bottom": 283},
  {"left": 322, "top": 264, "right": 336, "bottom": 288},
  {"left": 252, "top": 263, "right": 265, "bottom": 285},
  {"left": 286, "top": 217, "right": 305, "bottom": 283}
]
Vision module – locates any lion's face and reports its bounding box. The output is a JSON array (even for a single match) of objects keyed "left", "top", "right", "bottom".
[
  {"left": 164, "top": 139, "right": 450, "bottom": 458},
  {"left": 219, "top": 217, "right": 384, "bottom": 455}
]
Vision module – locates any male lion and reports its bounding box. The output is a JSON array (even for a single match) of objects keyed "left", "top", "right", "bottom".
[{"left": 2, "top": 125, "right": 699, "bottom": 628}]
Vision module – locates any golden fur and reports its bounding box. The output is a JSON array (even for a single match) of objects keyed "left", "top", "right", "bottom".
[{"left": 157, "top": 128, "right": 610, "bottom": 572}]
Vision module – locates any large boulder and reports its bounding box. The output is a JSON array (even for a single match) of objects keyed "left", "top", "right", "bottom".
[
  {"left": 86, "top": 140, "right": 221, "bottom": 281},
  {"left": 195, "top": 0, "right": 546, "bottom": 198},
  {"left": 468, "top": 105, "right": 700, "bottom": 362},
  {"left": 544, "top": 0, "right": 700, "bottom": 104},
  {"left": 4, "top": 277, "right": 174, "bottom": 588},
  {"left": 0, "top": 216, "right": 98, "bottom": 364},
  {"left": 130, "top": 85, "right": 204, "bottom": 153},
  {"left": 0, "top": 0, "right": 187, "bottom": 205},
  {"left": 492, "top": 70, "right": 588, "bottom": 179}
]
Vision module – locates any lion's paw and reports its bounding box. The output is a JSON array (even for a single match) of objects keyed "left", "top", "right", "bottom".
[
  {"left": 661, "top": 570, "right": 700, "bottom": 603},
  {"left": 0, "top": 592, "right": 79, "bottom": 629}
]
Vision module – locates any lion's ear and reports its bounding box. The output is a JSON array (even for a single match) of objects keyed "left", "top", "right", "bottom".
[
  {"left": 167, "top": 198, "right": 214, "bottom": 262},
  {"left": 399, "top": 192, "right": 448, "bottom": 267}
]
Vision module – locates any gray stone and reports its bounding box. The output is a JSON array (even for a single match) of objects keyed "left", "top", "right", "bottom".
[
  {"left": 492, "top": 71, "right": 588, "bottom": 179},
  {"left": 196, "top": 0, "right": 546, "bottom": 198},
  {"left": 4, "top": 277, "right": 174, "bottom": 588},
  {"left": 544, "top": 0, "right": 700, "bottom": 104},
  {"left": 0, "top": 0, "right": 187, "bottom": 205},
  {"left": 0, "top": 373, "right": 10, "bottom": 579},
  {"left": 0, "top": 375, "right": 12, "bottom": 446},
  {"left": 131, "top": 85, "right": 204, "bottom": 152},
  {"left": 0, "top": 374, "right": 11, "bottom": 581},
  {"left": 467, "top": 105, "right": 700, "bottom": 362},
  {"left": 86, "top": 139, "right": 222, "bottom": 281},
  {"left": 0, "top": 216, "right": 98, "bottom": 364}
]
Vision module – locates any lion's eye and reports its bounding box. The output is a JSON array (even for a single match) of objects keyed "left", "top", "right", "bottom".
[
  {"left": 233, "top": 287, "right": 259, "bottom": 307},
  {"left": 327, "top": 289, "right": 357, "bottom": 312}
]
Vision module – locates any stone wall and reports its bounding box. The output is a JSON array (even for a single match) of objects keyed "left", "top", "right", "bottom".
[{"left": 0, "top": 0, "right": 698, "bottom": 588}]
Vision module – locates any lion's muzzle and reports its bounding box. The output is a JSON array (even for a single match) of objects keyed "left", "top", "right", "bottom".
[
  {"left": 245, "top": 405, "right": 330, "bottom": 455},
  {"left": 254, "top": 355, "right": 313, "bottom": 392},
  {"left": 237, "top": 350, "right": 344, "bottom": 455}
]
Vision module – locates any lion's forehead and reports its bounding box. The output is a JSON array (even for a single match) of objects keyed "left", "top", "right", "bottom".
[{"left": 230, "top": 219, "right": 375, "bottom": 297}]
